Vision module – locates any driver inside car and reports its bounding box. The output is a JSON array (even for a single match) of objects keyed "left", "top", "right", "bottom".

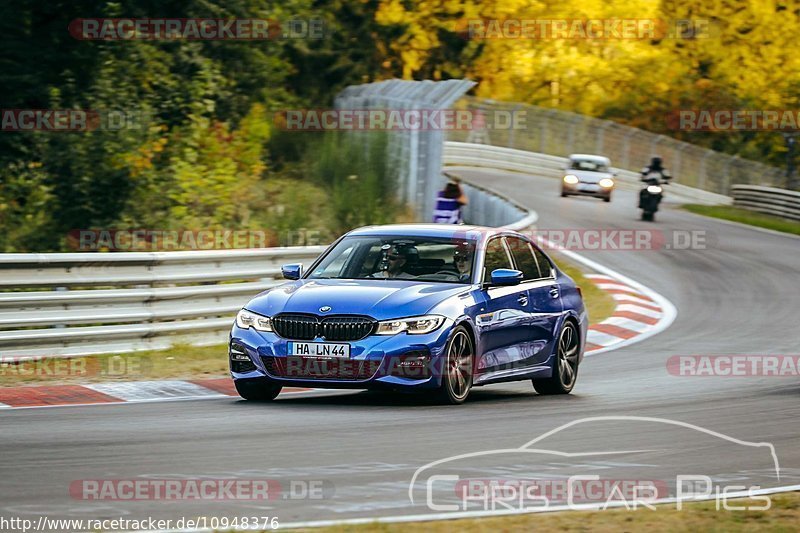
[
  {"left": 452, "top": 244, "right": 473, "bottom": 282},
  {"left": 371, "top": 245, "right": 415, "bottom": 279}
]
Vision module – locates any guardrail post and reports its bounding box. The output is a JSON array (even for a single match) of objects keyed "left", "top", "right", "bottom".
[
  {"left": 699, "top": 151, "right": 713, "bottom": 191},
  {"left": 539, "top": 111, "right": 550, "bottom": 154},
  {"left": 649, "top": 135, "right": 662, "bottom": 159},
  {"left": 621, "top": 129, "right": 636, "bottom": 169},
  {"left": 673, "top": 144, "right": 684, "bottom": 185},
  {"left": 596, "top": 121, "right": 610, "bottom": 154},
  {"left": 508, "top": 104, "right": 522, "bottom": 149},
  {"left": 722, "top": 156, "right": 737, "bottom": 195}
]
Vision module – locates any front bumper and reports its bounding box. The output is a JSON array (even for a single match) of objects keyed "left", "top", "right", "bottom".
[
  {"left": 562, "top": 182, "right": 613, "bottom": 198},
  {"left": 229, "top": 320, "right": 454, "bottom": 390}
]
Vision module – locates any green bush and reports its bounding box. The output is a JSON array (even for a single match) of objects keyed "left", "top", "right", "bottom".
[{"left": 310, "top": 131, "right": 401, "bottom": 234}]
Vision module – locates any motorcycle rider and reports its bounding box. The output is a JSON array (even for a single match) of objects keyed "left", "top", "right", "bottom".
[{"left": 639, "top": 156, "right": 671, "bottom": 208}]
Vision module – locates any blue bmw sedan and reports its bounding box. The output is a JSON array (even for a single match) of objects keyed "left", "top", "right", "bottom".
[{"left": 230, "top": 224, "right": 587, "bottom": 404}]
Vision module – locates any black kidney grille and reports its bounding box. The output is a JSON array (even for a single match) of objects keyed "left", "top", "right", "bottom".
[
  {"left": 272, "top": 314, "right": 318, "bottom": 340},
  {"left": 319, "top": 316, "right": 375, "bottom": 341},
  {"left": 271, "top": 314, "right": 375, "bottom": 341}
]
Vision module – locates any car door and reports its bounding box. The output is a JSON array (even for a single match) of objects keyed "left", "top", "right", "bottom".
[
  {"left": 525, "top": 240, "right": 564, "bottom": 364},
  {"left": 475, "top": 236, "right": 539, "bottom": 376},
  {"left": 503, "top": 236, "right": 562, "bottom": 367}
]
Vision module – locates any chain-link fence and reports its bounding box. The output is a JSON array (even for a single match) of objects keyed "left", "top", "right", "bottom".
[
  {"left": 448, "top": 97, "right": 785, "bottom": 196},
  {"left": 335, "top": 79, "right": 476, "bottom": 220}
]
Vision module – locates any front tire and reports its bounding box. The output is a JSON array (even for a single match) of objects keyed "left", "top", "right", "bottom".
[
  {"left": 434, "top": 326, "right": 474, "bottom": 405},
  {"left": 533, "top": 321, "right": 580, "bottom": 395},
  {"left": 235, "top": 379, "right": 282, "bottom": 401}
]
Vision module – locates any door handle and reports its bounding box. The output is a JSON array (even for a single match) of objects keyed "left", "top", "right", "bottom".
[
  {"left": 549, "top": 286, "right": 560, "bottom": 299},
  {"left": 517, "top": 294, "right": 528, "bottom": 306}
]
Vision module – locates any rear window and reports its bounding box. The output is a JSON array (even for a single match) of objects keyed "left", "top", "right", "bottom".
[{"left": 506, "top": 237, "right": 540, "bottom": 281}]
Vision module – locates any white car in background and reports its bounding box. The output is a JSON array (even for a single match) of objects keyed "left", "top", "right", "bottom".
[{"left": 561, "top": 154, "right": 616, "bottom": 202}]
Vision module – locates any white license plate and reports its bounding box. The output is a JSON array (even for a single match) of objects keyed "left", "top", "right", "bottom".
[
  {"left": 578, "top": 184, "right": 599, "bottom": 192},
  {"left": 288, "top": 342, "right": 351, "bottom": 358}
]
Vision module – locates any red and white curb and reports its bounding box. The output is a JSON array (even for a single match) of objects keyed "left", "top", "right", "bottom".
[
  {"left": 546, "top": 243, "right": 677, "bottom": 357},
  {"left": 0, "top": 378, "right": 312, "bottom": 410},
  {"left": 584, "top": 273, "right": 668, "bottom": 355}
]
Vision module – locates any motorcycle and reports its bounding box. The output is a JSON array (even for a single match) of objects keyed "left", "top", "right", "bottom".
[{"left": 639, "top": 171, "right": 668, "bottom": 222}]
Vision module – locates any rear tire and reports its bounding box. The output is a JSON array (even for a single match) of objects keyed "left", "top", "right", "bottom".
[
  {"left": 533, "top": 321, "right": 580, "bottom": 395},
  {"left": 434, "top": 326, "right": 474, "bottom": 405},
  {"left": 235, "top": 379, "right": 282, "bottom": 401}
]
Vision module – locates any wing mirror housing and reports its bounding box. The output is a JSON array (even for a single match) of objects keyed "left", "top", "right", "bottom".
[
  {"left": 281, "top": 263, "right": 303, "bottom": 280},
  {"left": 489, "top": 268, "right": 523, "bottom": 286}
]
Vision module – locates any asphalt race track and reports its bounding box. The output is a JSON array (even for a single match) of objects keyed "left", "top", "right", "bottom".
[{"left": 1, "top": 169, "right": 799, "bottom": 528}]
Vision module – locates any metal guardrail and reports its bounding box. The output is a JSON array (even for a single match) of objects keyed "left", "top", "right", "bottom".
[
  {"left": 452, "top": 175, "right": 537, "bottom": 230},
  {"left": 0, "top": 247, "right": 326, "bottom": 357},
  {"left": 731, "top": 185, "right": 800, "bottom": 221}
]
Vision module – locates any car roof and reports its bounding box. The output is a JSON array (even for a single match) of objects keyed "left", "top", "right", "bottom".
[
  {"left": 346, "top": 223, "right": 507, "bottom": 242},
  {"left": 569, "top": 153, "right": 611, "bottom": 164}
]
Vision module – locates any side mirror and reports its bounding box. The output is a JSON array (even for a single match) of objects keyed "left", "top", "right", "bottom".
[
  {"left": 281, "top": 263, "right": 303, "bottom": 280},
  {"left": 490, "top": 268, "right": 523, "bottom": 286}
]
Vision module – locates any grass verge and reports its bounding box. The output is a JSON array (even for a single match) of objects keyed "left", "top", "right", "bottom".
[
  {"left": 299, "top": 492, "right": 800, "bottom": 533},
  {"left": 552, "top": 252, "right": 616, "bottom": 325},
  {"left": 0, "top": 259, "right": 616, "bottom": 387},
  {"left": 683, "top": 204, "right": 800, "bottom": 236},
  {"left": 0, "top": 343, "right": 229, "bottom": 387}
]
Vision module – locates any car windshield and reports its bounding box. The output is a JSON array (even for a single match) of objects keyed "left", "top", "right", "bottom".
[
  {"left": 571, "top": 159, "right": 609, "bottom": 172},
  {"left": 307, "top": 235, "right": 477, "bottom": 283}
]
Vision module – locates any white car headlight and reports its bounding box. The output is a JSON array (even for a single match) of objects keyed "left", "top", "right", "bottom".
[
  {"left": 647, "top": 185, "right": 663, "bottom": 194},
  {"left": 235, "top": 309, "right": 273, "bottom": 332},
  {"left": 563, "top": 174, "right": 579, "bottom": 184},
  {"left": 599, "top": 178, "right": 614, "bottom": 188},
  {"left": 375, "top": 315, "right": 445, "bottom": 335}
]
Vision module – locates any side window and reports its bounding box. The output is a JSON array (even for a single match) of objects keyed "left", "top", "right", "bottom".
[
  {"left": 532, "top": 245, "right": 554, "bottom": 279},
  {"left": 482, "top": 237, "right": 513, "bottom": 282},
  {"left": 506, "top": 237, "right": 539, "bottom": 281}
]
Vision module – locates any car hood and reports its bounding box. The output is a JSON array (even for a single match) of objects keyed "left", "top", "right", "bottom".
[
  {"left": 569, "top": 170, "right": 614, "bottom": 183},
  {"left": 245, "top": 278, "right": 471, "bottom": 320}
]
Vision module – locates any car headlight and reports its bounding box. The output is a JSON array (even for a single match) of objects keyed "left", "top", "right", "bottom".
[
  {"left": 375, "top": 315, "right": 445, "bottom": 335},
  {"left": 563, "top": 174, "right": 579, "bottom": 184},
  {"left": 235, "top": 309, "right": 273, "bottom": 332},
  {"left": 647, "top": 185, "right": 663, "bottom": 194},
  {"left": 599, "top": 178, "right": 614, "bottom": 188}
]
